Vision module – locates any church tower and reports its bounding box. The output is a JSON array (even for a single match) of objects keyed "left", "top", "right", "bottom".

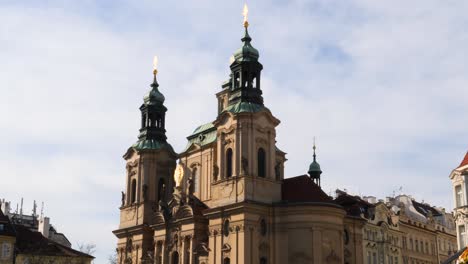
[
  {"left": 113, "top": 58, "right": 177, "bottom": 264},
  {"left": 179, "top": 4, "right": 286, "bottom": 209}
]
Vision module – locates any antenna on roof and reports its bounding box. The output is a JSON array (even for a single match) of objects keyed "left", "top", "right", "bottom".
[
  {"left": 40, "top": 202, "right": 44, "bottom": 220},
  {"left": 20, "top": 198, "right": 23, "bottom": 217},
  {"left": 32, "top": 200, "right": 37, "bottom": 217}
]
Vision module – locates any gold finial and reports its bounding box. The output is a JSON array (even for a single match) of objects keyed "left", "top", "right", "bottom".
[
  {"left": 152, "top": 55, "right": 158, "bottom": 75},
  {"left": 243, "top": 3, "right": 249, "bottom": 28}
]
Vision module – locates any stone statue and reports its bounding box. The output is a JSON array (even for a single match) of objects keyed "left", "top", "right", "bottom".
[
  {"left": 241, "top": 157, "right": 248, "bottom": 175},
  {"left": 121, "top": 191, "right": 125, "bottom": 206},
  {"left": 187, "top": 178, "right": 194, "bottom": 196}
]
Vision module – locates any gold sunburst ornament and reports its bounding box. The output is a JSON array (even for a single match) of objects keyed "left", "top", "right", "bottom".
[
  {"left": 153, "top": 55, "right": 158, "bottom": 75},
  {"left": 173, "top": 164, "right": 184, "bottom": 187},
  {"left": 242, "top": 3, "right": 249, "bottom": 28},
  {"left": 459, "top": 247, "right": 468, "bottom": 264}
]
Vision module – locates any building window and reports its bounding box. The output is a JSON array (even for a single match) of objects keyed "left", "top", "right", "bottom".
[
  {"left": 257, "top": 148, "right": 266, "bottom": 178},
  {"left": 367, "top": 251, "right": 371, "bottom": 264},
  {"left": 456, "top": 185, "right": 464, "bottom": 207},
  {"left": 2, "top": 243, "right": 11, "bottom": 259},
  {"left": 260, "top": 257, "right": 267, "bottom": 264},
  {"left": 409, "top": 238, "right": 413, "bottom": 250},
  {"left": 223, "top": 219, "right": 230, "bottom": 237},
  {"left": 192, "top": 166, "right": 199, "bottom": 194},
  {"left": 172, "top": 251, "right": 179, "bottom": 264},
  {"left": 415, "top": 239, "right": 419, "bottom": 252},
  {"left": 131, "top": 179, "right": 137, "bottom": 203},
  {"left": 223, "top": 257, "right": 230, "bottom": 264},
  {"left": 372, "top": 252, "right": 377, "bottom": 264},
  {"left": 459, "top": 225, "right": 466, "bottom": 248},
  {"left": 226, "top": 148, "right": 233, "bottom": 178}
]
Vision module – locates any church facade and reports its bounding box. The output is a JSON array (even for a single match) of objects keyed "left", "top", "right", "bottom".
[{"left": 113, "top": 19, "right": 362, "bottom": 264}]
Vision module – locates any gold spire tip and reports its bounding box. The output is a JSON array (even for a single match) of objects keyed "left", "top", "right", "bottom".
[
  {"left": 243, "top": 3, "right": 249, "bottom": 28},
  {"left": 153, "top": 55, "right": 158, "bottom": 75}
]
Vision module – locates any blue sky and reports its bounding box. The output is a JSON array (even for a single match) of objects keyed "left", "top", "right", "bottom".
[{"left": 2, "top": 1, "right": 468, "bottom": 263}]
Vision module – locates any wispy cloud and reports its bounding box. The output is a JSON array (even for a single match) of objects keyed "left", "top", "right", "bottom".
[{"left": 2, "top": 1, "right": 468, "bottom": 263}]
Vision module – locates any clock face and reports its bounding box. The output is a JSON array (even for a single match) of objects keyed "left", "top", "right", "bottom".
[{"left": 174, "top": 164, "right": 184, "bottom": 187}]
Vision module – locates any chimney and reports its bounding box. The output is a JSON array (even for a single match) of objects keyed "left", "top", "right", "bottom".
[{"left": 38, "top": 217, "right": 50, "bottom": 238}]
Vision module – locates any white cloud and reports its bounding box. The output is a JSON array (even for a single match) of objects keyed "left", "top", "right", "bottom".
[{"left": 2, "top": 1, "right": 468, "bottom": 263}]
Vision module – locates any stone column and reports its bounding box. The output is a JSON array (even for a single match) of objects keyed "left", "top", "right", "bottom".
[
  {"left": 189, "top": 236, "right": 193, "bottom": 264},
  {"left": 312, "top": 227, "right": 323, "bottom": 263},
  {"left": 209, "top": 230, "right": 218, "bottom": 264}
]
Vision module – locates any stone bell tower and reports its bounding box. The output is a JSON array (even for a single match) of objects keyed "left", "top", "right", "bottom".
[
  {"left": 206, "top": 11, "right": 286, "bottom": 209},
  {"left": 113, "top": 57, "right": 177, "bottom": 264}
]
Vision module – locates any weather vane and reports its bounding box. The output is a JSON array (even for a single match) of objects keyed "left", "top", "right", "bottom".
[{"left": 243, "top": 4, "right": 249, "bottom": 28}]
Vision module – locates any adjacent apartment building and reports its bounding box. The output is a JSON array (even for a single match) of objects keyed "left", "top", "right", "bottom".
[{"left": 336, "top": 190, "right": 457, "bottom": 264}]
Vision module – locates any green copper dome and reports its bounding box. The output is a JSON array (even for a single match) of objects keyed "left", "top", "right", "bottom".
[
  {"left": 143, "top": 84, "right": 165, "bottom": 105},
  {"left": 233, "top": 28, "right": 259, "bottom": 62},
  {"left": 308, "top": 144, "right": 322, "bottom": 179},
  {"left": 308, "top": 160, "right": 322, "bottom": 175}
]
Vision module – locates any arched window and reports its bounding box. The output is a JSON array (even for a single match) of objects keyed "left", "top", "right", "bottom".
[
  {"left": 142, "top": 113, "right": 147, "bottom": 128},
  {"left": 158, "top": 178, "right": 166, "bottom": 202},
  {"left": 192, "top": 167, "right": 199, "bottom": 194},
  {"left": 257, "top": 148, "right": 266, "bottom": 178},
  {"left": 183, "top": 237, "right": 190, "bottom": 264},
  {"left": 234, "top": 72, "right": 240, "bottom": 88},
  {"left": 243, "top": 71, "right": 248, "bottom": 88},
  {"left": 251, "top": 73, "right": 256, "bottom": 89},
  {"left": 223, "top": 257, "right": 230, "bottom": 264},
  {"left": 172, "top": 251, "right": 179, "bottom": 264},
  {"left": 226, "top": 148, "right": 233, "bottom": 178},
  {"left": 156, "top": 241, "right": 163, "bottom": 264},
  {"left": 131, "top": 179, "right": 137, "bottom": 203}
]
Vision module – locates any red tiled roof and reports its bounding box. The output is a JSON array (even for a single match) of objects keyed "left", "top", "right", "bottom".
[
  {"left": 281, "top": 175, "right": 333, "bottom": 203},
  {"left": 459, "top": 152, "right": 468, "bottom": 168}
]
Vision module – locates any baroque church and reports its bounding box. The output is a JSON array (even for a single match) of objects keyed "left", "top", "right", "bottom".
[{"left": 113, "top": 9, "right": 363, "bottom": 264}]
